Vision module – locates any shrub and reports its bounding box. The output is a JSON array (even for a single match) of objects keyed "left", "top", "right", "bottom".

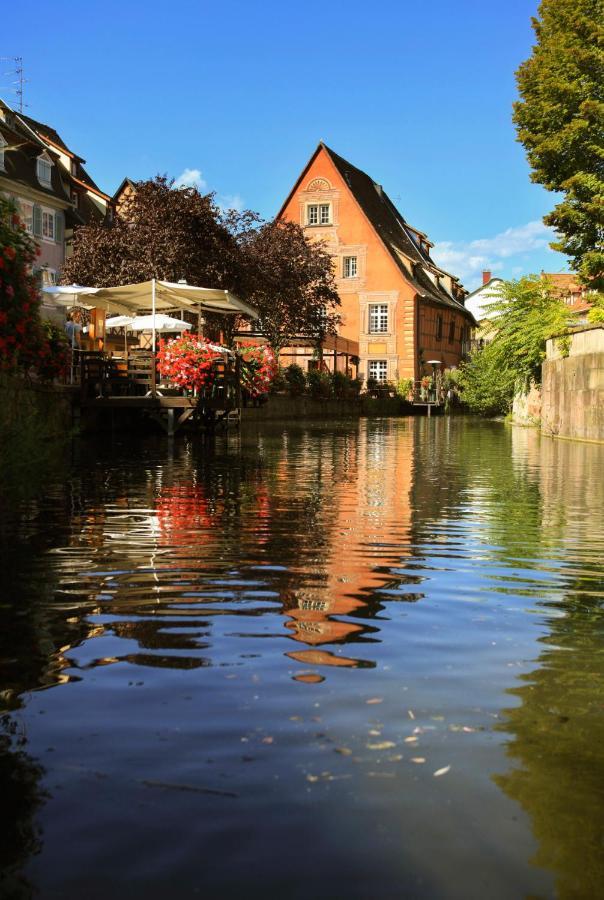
[
  {"left": 332, "top": 370, "right": 348, "bottom": 399},
  {"left": 0, "top": 196, "right": 42, "bottom": 372},
  {"left": 395, "top": 377, "right": 414, "bottom": 400},
  {"left": 37, "top": 320, "right": 70, "bottom": 381},
  {"left": 284, "top": 363, "right": 306, "bottom": 396},
  {"left": 306, "top": 368, "right": 332, "bottom": 399}
]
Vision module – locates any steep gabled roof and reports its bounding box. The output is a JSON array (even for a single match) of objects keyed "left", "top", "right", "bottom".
[
  {"left": 113, "top": 176, "right": 135, "bottom": 196},
  {"left": 18, "top": 112, "right": 85, "bottom": 161},
  {"left": 321, "top": 144, "right": 471, "bottom": 316},
  {"left": 465, "top": 276, "right": 504, "bottom": 300},
  {"left": 279, "top": 142, "right": 472, "bottom": 318},
  {"left": 0, "top": 113, "right": 70, "bottom": 203}
]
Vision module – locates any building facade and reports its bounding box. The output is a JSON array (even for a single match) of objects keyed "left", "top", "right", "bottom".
[
  {"left": 0, "top": 100, "right": 113, "bottom": 287},
  {"left": 278, "top": 143, "right": 474, "bottom": 382}
]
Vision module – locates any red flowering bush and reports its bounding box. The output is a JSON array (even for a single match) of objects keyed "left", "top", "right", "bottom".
[
  {"left": 156, "top": 335, "right": 224, "bottom": 391},
  {"left": 0, "top": 196, "right": 42, "bottom": 371},
  {"left": 0, "top": 196, "right": 69, "bottom": 381},
  {"left": 238, "top": 343, "right": 277, "bottom": 397},
  {"left": 36, "top": 321, "right": 70, "bottom": 381}
]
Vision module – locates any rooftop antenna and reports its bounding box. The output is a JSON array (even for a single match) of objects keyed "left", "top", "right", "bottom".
[{"left": 0, "top": 56, "right": 26, "bottom": 112}]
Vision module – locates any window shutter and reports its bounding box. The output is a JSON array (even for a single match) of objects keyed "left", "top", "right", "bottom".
[
  {"left": 33, "top": 203, "right": 42, "bottom": 237},
  {"left": 55, "top": 211, "right": 64, "bottom": 245}
]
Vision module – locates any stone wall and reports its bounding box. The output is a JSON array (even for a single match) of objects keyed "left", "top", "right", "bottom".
[
  {"left": 0, "top": 374, "right": 75, "bottom": 437},
  {"left": 241, "top": 394, "right": 418, "bottom": 421},
  {"left": 512, "top": 381, "right": 542, "bottom": 427},
  {"left": 241, "top": 395, "right": 362, "bottom": 421},
  {"left": 541, "top": 326, "right": 604, "bottom": 442}
]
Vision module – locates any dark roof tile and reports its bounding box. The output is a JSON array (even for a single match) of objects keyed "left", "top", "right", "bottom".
[{"left": 322, "top": 143, "right": 472, "bottom": 318}]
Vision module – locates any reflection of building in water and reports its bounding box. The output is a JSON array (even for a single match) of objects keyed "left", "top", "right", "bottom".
[
  {"left": 494, "top": 432, "right": 604, "bottom": 898},
  {"left": 284, "top": 421, "right": 416, "bottom": 660}
]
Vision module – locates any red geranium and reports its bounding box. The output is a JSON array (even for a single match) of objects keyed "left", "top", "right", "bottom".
[
  {"left": 238, "top": 343, "right": 277, "bottom": 397},
  {"left": 156, "top": 335, "right": 224, "bottom": 391}
]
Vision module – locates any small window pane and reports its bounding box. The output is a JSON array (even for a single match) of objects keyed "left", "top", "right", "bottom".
[
  {"left": 368, "top": 360, "right": 388, "bottom": 383},
  {"left": 343, "top": 256, "right": 357, "bottom": 278},
  {"left": 42, "top": 211, "right": 54, "bottom": 239},
  {"left": 19, "top": 200, "right": 33, "bottom": 233},
  {"left": 37, "top": 158, "right": 52, "bottom": 184},
  {"left": 369, "top": 303, "right": 388, "bottom": 333}
]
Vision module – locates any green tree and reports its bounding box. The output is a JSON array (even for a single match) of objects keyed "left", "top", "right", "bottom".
[
  {"left": 459, "top": 276, "right": 570, "bottom": 415},
  {"left": 513, "top": 0, "right": 604, "bottom": 289}
]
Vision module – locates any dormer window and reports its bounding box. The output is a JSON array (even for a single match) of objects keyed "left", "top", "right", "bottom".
[
  {"left": 0, "top": 134, "right": 6, "bottom": 171},
  {"left": 37, "top": 154, "right": 53, "bottom": 186}
]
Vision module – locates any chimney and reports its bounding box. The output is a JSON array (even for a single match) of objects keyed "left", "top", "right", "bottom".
[{"left": 482, "top": 270, "right": 491, "bottom": 285}]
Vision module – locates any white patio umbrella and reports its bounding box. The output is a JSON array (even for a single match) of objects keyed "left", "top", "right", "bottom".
[
  {"left": 42, "top": 284, "right": 100, "bottom": 309},
  {"left": 105, "top": 315, "right": 135, "bottom": 329},
  {"left": 128, "top": 314, "right": 192, "bottom": 333},
  {"left": 105, "top": 315, "right": 136, "bottom": 355}
]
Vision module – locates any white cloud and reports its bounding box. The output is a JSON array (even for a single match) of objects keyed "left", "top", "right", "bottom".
[
  {"left": 432, "top": 220, "right": 555, "bottom": 289},
  {"left": 174, "top": 167, "right": 207, "bottom": 190},
  {"left": 217, "top": 193, "right": 244, "bottom": 213}
]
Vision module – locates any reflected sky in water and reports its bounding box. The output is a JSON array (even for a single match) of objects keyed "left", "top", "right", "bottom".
[{"left": 1, "top": 418, "right": 603, "bottom": 899}]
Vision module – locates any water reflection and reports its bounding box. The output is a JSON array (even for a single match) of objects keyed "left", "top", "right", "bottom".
[
  {"left": 31, "top": 422, "right": 423, "bottom": 677},
  {"left": 494, "top": 433, "right": 604, "bottom": 899},
  {"left": 0, "top": 420, "right": 603, "bottom": 898}
]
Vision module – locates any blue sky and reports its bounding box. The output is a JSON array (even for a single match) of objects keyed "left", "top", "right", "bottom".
[{"left": 3, "top": 0, "right": 568, "bottom": 289}]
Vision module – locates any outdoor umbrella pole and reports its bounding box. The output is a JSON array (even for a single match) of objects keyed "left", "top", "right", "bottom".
[{"left": 151, "top": 277, "right": 157, "bottom": 397}]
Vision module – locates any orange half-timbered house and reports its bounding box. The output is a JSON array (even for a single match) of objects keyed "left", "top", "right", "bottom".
[{"left": 278, "top": 143, "right": 474, "bottom": 383}]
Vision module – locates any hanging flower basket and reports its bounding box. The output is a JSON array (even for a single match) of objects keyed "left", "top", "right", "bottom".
[
  {"left": 156, "top": 335, "right": 224, "bottom": 391},
  {"left": 238, "top": 344, "right": 277, "bottom": 398}
]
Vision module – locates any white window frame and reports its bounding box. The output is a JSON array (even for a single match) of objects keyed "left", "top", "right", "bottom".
[
  {"left": 42, "top": 208, "right": 55, "bottom": 241},
  {"left": 37, "top": 154, "right": 53, "bottom": 186},
  {"left": 19, "top": 199, "right": 33, "bottom": 234},
  {"left": 368, "top": 360, "right": 388, "bottom": 383},
  {"left": 307, "top": 202, "right": 331, "bottom": 226},
  {"left": 368, "top": 303, "right": 388, "bottom": 334},
  {"left": 343, "top": 256, "right": 357, "bottom": 278}
]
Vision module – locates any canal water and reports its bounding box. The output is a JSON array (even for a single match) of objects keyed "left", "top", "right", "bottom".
[{"left": 1, "top": 418, "right": 603, "bottom": 899}]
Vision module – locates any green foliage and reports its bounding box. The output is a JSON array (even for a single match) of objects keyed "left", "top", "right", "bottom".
[
  {"left": 457, "top": 345, "right": 518, "bottom": 417},
  {"left": 284, "top": 363, "right": 306, "bottom": 396},
  {"left": 395, "top": 377, "right": 414, "bottom": 399},
  {"left": 556, "top": 334, "right": 572, "bottom": 357},
  {"left": 332, "top": 370, "right": 350, "bottom": 399},
  {"left": 459, "top": 276, "right": 570, "bottom": 416},
  {"left": 269, "top": 366, "right": 287, "bottom": 394},
  {"left": 306, "top": 369, "right": 333, "bottom": 400},
  {"left": 587, "top": 292, "right": 604, "bottom": 324},
  {"left": 513, "top": 0, "right": 604, "bottom": 289}
]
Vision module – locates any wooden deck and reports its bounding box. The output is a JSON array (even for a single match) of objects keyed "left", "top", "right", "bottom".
[{"left": 77, "top": 350, "right": 242, "bottom": 434}]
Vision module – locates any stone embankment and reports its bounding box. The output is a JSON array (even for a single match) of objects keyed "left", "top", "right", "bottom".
[{"left": 541, "top": 325, "right": 604, "bottom": 442}]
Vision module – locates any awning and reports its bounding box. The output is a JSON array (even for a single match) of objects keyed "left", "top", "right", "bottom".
[
  {"left": 43, "top": 280, "right": 259, "bottom": 320},
  {"left": 92, "top": 280, "right": 259, "bottom": 319}
]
